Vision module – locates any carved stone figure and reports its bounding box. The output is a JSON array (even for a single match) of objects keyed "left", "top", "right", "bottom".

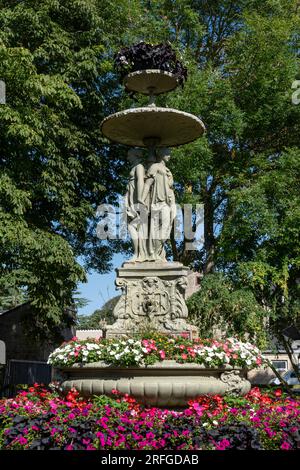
[
  {"left": 141, "top": 147, "right": 177, "bottom": 261},
  {"left": 125, "top": 148, "right": 148, "bottom": 262}
]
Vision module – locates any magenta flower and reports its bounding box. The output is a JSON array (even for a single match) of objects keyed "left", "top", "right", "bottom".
[
  {"left": 281, "top": 441, "right": 291, "bottom": 450},
  {"left": 215, "top": 439, "right": 231, "bottom": 450},
  {"left": 96, "top": 432, "right": 106, "bottom": 447},
  {"left": 86, "top": 444, "right": 96, "bottom": 450},
  {"left": 18, "top": 436, "right": 27, "bottom": 445}
]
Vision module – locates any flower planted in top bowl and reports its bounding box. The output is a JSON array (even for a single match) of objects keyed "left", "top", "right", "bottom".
[{"left": 114, "top": 42, "right": 188, "bottom": 90}]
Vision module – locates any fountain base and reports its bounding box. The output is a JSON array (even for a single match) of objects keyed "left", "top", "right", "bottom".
[{"left": 105, "top": 262, "right": 197, "bottom": 339}]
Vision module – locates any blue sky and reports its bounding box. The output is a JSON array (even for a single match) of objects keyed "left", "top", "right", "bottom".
[{"left": 77, "top": 252, "right": 125, "bottom": 316}]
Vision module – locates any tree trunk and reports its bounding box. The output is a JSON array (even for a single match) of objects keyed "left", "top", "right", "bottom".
[{"left": 203, "top": 190, "right": 215, "bottom": 274}]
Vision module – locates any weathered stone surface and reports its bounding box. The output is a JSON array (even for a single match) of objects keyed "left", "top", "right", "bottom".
[
  {"left": 123, "top": 69, "right": 178, "bottom": 95},
  {"left": 105, "top": 262, "right": 198, "bottom": 339},
  {"left": 125, "top": 147, "right": 177, "bottom": 263},
  {"left": 100, "top": 106, "right": 205, "bottom": 147},
  {"left": 58, "top": 361, "right": 251, "bottom": 406},
  {"left": 0, "top": 340, "right": 5, "bottom": 364}
]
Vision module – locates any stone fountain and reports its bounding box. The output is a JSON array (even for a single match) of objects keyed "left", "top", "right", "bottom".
[
  {"left": 101, "top": 69, "right": 205, "bottom": 339},
  {"left": 58, "top": 59, "right": 251, "bottom": 406}
]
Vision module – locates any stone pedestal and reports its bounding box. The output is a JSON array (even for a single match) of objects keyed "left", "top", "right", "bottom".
[{"left": 105, "top": 261, "right": 198, "bottom": 339}]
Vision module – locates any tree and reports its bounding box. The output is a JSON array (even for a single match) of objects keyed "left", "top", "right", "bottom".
[
  {"left": 77, "top": 296, "right": 119, "bottom": 329},
  {"left": 1, "top": 0, "right": 299, "bottom": 343},
  {"left": 0, "top": 0, "right": 141, "bottom": 338},
  {"left": 187, "top": 273, "right": 268, "bottom": 347},
  {"left": 118, "top": 1, "right": 300, "bottom": 340}
]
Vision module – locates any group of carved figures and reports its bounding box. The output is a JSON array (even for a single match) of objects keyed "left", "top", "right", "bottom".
[{"left": 126, "top": 147, "right": 176, "bottom": 262}]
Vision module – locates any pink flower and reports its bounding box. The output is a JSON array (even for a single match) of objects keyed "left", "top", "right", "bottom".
[
  {"left": 181, "top": 353, "right": 188, "bottom": 360},
  {"left": 281, "top": 441, "right": 291, "bottom": 450},
  {"left": 159, "top": 350, "right": 166, "bottom": 360},
  {"left": 86, "top": 444, "right": 96, "bottom": 450},
  {"left": 18, "top": 436, "right": 28, "bottom": 446},
  {"left": 215, "top": 439, "right": 231, "bottom": 450},
  {"left": 65, "top": 444, "right": 74, "bottom": 450},
  {"left": 96, "top": 432, "right": 106, "bottom": 447}
]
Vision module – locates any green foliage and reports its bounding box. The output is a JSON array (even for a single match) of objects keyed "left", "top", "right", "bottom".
[
  {"left": 187, "top": 273, "right": 269, "bottom": 348},
  {"left": 133, "top": 0, "right": 300, "bottom": 339},
  {"left": 92, "top": 394, "right": 129, "bottom": 412},
  {"left": 0, "top": 0, "right": 299, "bottom": 341},
  {"left": 0, "top": 0, "right": 139, "bottom": 338},
  {"left": 77, "top": 296, "right": 119, "bottom": 328}
]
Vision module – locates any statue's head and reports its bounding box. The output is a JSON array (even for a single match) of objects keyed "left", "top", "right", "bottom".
[
  {"left": 157, "top": 147, "right": 171, "bottom": 163},
  {"left": 127, "top": 148, "right": 143, "bottom": 164}
]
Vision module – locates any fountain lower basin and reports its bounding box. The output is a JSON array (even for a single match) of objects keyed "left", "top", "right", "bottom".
[{"left": 57, "top": 360, "right": 251, "bottom": 407}]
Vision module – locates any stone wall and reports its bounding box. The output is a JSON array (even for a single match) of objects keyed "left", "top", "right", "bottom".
[
  {"left": 185, "top": 271, "right": 202, "bottom": 299},
  {"left": 76, "top": 330, "right": 103, "bottom": 340}
]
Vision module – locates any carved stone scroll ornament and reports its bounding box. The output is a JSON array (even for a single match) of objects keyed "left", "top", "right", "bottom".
[
  {"left": 107, "top": 272, "right": 197, "bottom": 337},
  {"left": 220, "top": 370, "right": 246, "bottom": 396}
]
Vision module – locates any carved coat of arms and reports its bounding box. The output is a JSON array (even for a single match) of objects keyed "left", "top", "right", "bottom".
[{"left": 131, "top": 277, "right": 170, "bottom": 320}]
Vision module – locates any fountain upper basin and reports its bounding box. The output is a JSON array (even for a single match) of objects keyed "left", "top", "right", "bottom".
[{"left": 100, "top": 106, "right": 205, "bottom": 147}]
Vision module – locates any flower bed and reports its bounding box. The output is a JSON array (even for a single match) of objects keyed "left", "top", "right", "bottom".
[
  {"left": 48, "top": 333, "right": 264, "bottom": 370},
  {"left": 0, "top": 385, "right": 299, "bottom": 450}
]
